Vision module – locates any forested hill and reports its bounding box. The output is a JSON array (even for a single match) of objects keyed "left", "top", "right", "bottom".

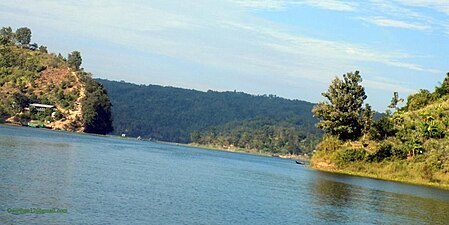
[{"left": 97, "top": 79, "right": 321, "bottom": 147}]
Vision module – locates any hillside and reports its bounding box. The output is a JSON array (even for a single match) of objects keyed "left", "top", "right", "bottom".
[
  {"left": 311, "top": 71, "right": 449, "bottom": 189},
  {"left": 0, "top": 26, "right": 113, "bottom": 134},
  {"left": 97, "top": 79, "right": 321, "bottom": 154}
]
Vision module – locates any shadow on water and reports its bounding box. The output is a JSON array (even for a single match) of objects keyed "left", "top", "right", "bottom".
[
  {"left": 310, "top": 177, "right": 355, "bottom": 223},
  {"left": 309, "top": 171, "right": 449, "bottom": 224}
]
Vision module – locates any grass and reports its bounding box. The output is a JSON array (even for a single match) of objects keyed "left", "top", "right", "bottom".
[{"left": 310, "top": 156, "right": 449, "bottom": 190}]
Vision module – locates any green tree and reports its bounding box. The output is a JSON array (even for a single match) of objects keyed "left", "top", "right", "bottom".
[
  {"left": 15, "top": 27, "right": 32, "bottom": 46},
  {"left": 406, "top": 89, "right": 433, "bottom": 110},
  {"left": 361, "top": 103, "right": 374, "bottom": 137},
  {"left": 368, "top": 116, "right": 396, "bottom": 141},
  {"left": 388, "top": 92, "right": 403, "bottom": 110},
  {"left": 38, "top": 45, "right": 48, "bottom": 53},
  {"left": 312, "top": 71, "right": 367, "bottom": 141},
  {"left": 82, "top": 78, "right": 113, "bottom": 134},
  {"left": 0, "top": 26, "right": 14, "bottom": 45},
  {"left": 434, "top": 72, "right": 449, "bottom": 97},
  {"left": 190, "top": 130, "right": 201, "bottom": 142},
  {"left": 67, "top": 51, "right": 82, "bottom": 70}
]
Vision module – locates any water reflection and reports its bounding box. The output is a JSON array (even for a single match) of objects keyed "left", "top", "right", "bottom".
[
  {"left": 310, "top": 172, "right": 449, "bottom": 224},
  {"left": 311, "top": 177, "right": 355, "bottom": 223}
]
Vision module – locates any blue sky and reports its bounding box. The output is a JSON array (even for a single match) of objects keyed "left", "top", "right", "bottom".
[{"left": 1, "top": 0, "right": 449, "bottom": 110}]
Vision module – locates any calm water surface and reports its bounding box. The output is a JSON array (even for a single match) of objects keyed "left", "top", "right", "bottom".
[{"left": 1, "top": 125, "right": 448, "bottom": 224}]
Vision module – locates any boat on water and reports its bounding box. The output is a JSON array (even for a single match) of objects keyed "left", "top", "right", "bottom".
[{"left": 295, "top": 160, "right": 305, "bottom": 165}]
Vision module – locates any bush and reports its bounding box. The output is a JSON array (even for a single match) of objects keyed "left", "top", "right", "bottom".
[
  {"left": 335, "top": 148, "right": 367, "bottom": 163},
  {"left": 316, "top": 135, "right": 342, "bottom": 152},
  {"left": 53, "top": 110, "right": 63, "bottom": 120},
  {"left": 369, "top": 116, "right": 396, "bottom": 141},
  {"left": 369, "top": 142, "right": 393, "bottom": 162}
]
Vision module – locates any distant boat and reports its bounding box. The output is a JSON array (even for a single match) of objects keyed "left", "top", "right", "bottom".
[{"left": 295, "top": 160, "right": 305, "bottom": 165}]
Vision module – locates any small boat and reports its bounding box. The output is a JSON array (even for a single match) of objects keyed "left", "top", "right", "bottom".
[{"left": 295, "top": 160, "right": 305, "bottom": 165}]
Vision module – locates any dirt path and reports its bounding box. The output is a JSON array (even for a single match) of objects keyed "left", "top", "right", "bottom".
[{"left": 52, "top": 70, "right": 86, "bottom": 132}]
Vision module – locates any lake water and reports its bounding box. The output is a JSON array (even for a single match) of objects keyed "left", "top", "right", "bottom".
[{"left": 1, "top": 125, "right": 448, "bottom": 225}]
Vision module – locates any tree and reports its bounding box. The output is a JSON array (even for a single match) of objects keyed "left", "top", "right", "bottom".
[
  {"left": 29, "top": 43, "right": 38, "bottom": 51},
  {"left": 388, "top": 92, "right": 403, "bottom": 110},
  {"left": 0, "top": 26, "right": 14, "bottom": 45},
  {"left": 38, "top": 45, "right": 48, "bottom": 53},
  {"left": 82, "top": 78, "right": 113, "bottom": 134},
  {"left": 406, "top": 89, "right": 433, "bottom": 110},
  {"left": 434, "top": 72, "right": 449, "bottom": 97},
  {"left": 312, "top": 71, "right": 368, "bottom": 141},
  {"left": 369, "top": 116, "right": 396, "bottom": 141},
  {"left": 67, "top": 51, "right": 82, "bottom": 70},
  {"left": 361, "top": 103, "right": 374, "bottom": 137},
  {"left": 15, "top": 27, "right": 32, "bottom": 46}
]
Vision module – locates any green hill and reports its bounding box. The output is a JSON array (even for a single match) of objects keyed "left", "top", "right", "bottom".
[
  {"left": 97, "top": 79, "right": 321, "bottom": 154},
  {"left": 0, "top": 26, "right": 112, "bottom": 134},
  {"left": 311, "top": 71, "right": 449, "bottom": 189}
]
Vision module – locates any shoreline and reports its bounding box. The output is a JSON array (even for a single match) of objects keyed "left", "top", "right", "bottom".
[
  {"left": 185, "top": 143, "right": 309, "bottom": 161},
  {"left": 310, "top": 165, "right": 449, "bottom": 191}
]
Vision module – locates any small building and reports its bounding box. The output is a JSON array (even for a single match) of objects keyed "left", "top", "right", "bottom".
[{"left": 29, "top": 103, "right": 55, "bottom": 112}]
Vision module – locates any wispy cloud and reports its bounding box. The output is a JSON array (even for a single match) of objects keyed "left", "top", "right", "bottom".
[
  {"left": 396, "top": 0, "right": 449, "bottom": 16},
  {"left": 231, "top": 0, "right": 285, "bottom": 10},
  {"left": 360, "top": 17, "right": 431, "bottom": 31},
  {"left": 299, "top": 0, "right": 357, "bottom": 11},
  {"left": 367, "top": 0, "right": 449, "bottom": 36},
  {"left": 0, "top": 0, "right": 444, "bottom": 110},
  {"left": 364, "top": 79, "right": 416, "bottom": 94},
  {"left": 233, "top": 0, "right": 357, "bottom": 11}
]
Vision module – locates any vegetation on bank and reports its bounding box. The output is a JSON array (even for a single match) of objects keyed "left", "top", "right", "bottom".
[
  {"left": 0, "top": 26, "right": 112, "bottom": 134},
  {"left": 311, "top": 71, "right": 449, "bottom": 188},
  {"left": 191, "top": 118, "right": 320, "bottom": 156},
  {"left": 98, "top": 79, "right": 321, "bottom": 155}
]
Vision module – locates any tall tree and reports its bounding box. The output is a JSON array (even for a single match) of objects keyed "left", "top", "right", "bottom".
[
  {"left": 361, "top": 103, "right": 374, "bottom": 137},
  {"left": 15, "top": 27, "right": 32, "bottom": 46},
  {"left": 0, "top": 26, "right": 14, "bottom": 45},
  {"left": 388, "top": 92, "right": 403, "bottom": 110},
  {"left": 67, "top": 51, "right": 82, "bottom": 70},
  {"left": 312, "top": 71, "right": 367, "bottom": 141},
  {"left": 82, "top": 77, "right": 113, "bottom": 134}
]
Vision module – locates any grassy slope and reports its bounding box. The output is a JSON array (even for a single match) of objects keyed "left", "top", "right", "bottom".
[{"left": 0, "top": 45, "right": 85, "bottom": 131}]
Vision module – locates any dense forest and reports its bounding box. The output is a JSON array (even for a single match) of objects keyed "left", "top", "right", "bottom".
[
  {"left": 98, "top": 79, "right": 321, "bottom": 154},
  {"left": 0, "top": 26, "right": 112, "bottom": 134},
  {"left": 311, "top": 71, "right": 449, "bottom": 188}
]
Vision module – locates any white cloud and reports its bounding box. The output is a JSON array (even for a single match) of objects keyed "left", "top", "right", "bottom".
[
  {"left": 298, "top": 0, "right": 357, "bottom": 11},
  {"left": 360, "top": 17, "right": 431, "bottom": 31},
  {"left": 232, "top": 0, "right": 286, "bottom": 10},
  {"left": 395, "top": 0, "right": 449, "bottom": 16},
  {"left": 233, "top": 0, "right": 356, "bottom": 11},
  {"left": 363, "top": 77, "right": 416, "bottom": 93},
  {"left": 0, "top": 0, "right": 441, "bottom": 110}
]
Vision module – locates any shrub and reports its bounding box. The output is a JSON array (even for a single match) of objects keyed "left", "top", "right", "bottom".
[
  {"left": 335, "top": 148, "right": 367, "bottom": 163},
  {"left": 316, "top": 135, "right": 342, "bottom": 152},
  {"left": 369, "top": 116, "right": 396, "bottom": 141},
  {"left": 369, "top": 142, "right": 393, "bottom": 162}
]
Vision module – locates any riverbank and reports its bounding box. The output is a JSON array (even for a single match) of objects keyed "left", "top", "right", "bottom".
[
  {"left": 187, "top": 143, "right": 309, "bottom": 161},
  {"left": 310, "top": 159, "right": 449, "bottom": 191}
]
